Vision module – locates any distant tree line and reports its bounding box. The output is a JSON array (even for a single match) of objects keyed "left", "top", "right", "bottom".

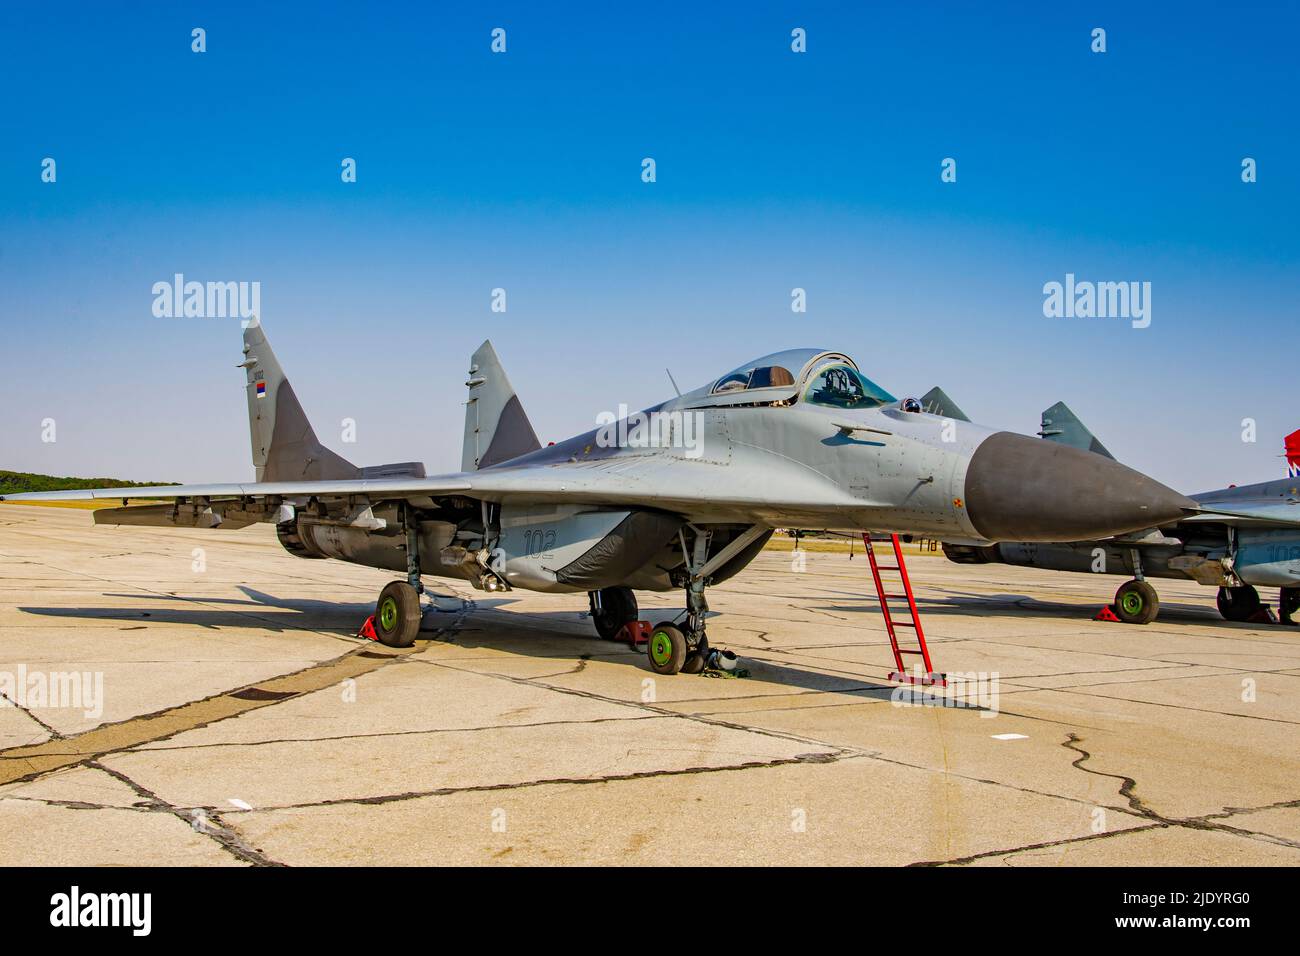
[{"left": 0, "top": 471, "right": 177, "bottom": 495}]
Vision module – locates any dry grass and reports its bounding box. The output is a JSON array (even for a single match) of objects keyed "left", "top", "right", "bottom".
[
  {"left": 0, "top": 499, "right": 106, "bottom": 510},
  {"left": 765, "top": 532, "right": 946, "bottom": 557},
  {"left": 0, "top": 500, "right": 162, "bottom": 511}
]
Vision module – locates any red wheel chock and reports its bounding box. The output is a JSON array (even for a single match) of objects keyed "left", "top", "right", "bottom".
[
  {"left": 358, "top": 614, "right": 379, "bottom": 641},
  {"left": 1094, "top": 605, "right": 1121, "bottom": 622},
  {"left": 619, "top": 620, "right": 652, "bottom": 647}
]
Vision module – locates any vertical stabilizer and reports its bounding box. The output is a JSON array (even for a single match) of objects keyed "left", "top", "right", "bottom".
[
  {"left": 241, "top": 319, "right": 360, "bottom": 482},
  {"left": 1038, "top": 401, "right": 1115, "bottom": 460},
  {"left": 920, "top": 386, "right": 972, "bottom": 422},
  {"left": 462, "top": 341, "right": 541, "bottom": 471}
]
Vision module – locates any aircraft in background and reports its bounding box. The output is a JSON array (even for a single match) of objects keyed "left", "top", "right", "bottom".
[
  {"left": 922, "top": 388, "right": 1300, "bottom": 625},
  {"left": 3, "top": 321, "right": 1200, "bottom": 672}
]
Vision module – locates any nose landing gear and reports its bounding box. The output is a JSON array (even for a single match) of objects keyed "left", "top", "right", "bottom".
[
  {"left": 374, "top": 580, "right": 421, "bottom": 647},
  {"left": 1113, "top": 579, "right": 1159, "bottom": 625},
  {"left": 646, "top": 525, "right": 766, "bottom": 675},
  {"left": 1111, "top": 549, "right": 1159, "bottom": 625}
]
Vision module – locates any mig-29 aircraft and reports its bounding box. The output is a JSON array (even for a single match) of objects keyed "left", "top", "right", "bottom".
[
  {"left": 925, "top": 390, "right": 1300, "bottom": 626},
  {"left": 1, "top": 321, "right": 1200, "bottom": 673}
]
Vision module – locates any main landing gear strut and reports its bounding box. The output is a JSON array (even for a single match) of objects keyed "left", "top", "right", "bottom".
[
  {"left": 646, "top": 526, "right": 767, "bottom": 676},
  {"left": 374, "top": 504, "right": 424, "bottom": 648}
]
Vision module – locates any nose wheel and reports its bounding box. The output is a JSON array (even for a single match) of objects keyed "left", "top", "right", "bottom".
[
  {"left": 647, "top": 623, "right": 688, "bottom": 675},
  {"left": 1113, "top": 579, "right": 1159, "bottom": 625},
  {"left": 374, "top": 581, "right": 421, "bottom": 647},
  {"left": 681, "top": 635, "right": 710, "bottom": 674},
  {"left": 646, "top": 524, "right": 767, "bottom": 675}
]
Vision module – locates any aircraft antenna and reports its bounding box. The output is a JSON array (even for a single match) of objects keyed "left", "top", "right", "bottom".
[{"left": 666, "top": 369, "right": 682, "bottom": 397}]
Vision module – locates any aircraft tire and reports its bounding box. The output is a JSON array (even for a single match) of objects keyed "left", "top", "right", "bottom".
[
  {"left": 681, "top": 637, "right": 709, "bottom": 674},
  {"left": 647, "top": 623, "right": 687, "bottom": 675},
  {"left": 1113, "top": 579, "right": 1159, "bottom": 625},
  {"left": 590, "top": 586, "right": 638, "bottom": 640},
  {"left": 1217, "top": 585, "right": 1261, "bottom": 623},
  {"left": 375, "top": 581, "right": 421, "bottom": 647},
  {"left": 1281, "top": 587, "right": 1300, "bottom": 624}
]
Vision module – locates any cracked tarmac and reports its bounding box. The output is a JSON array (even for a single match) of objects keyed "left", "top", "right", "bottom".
[{"left": 1, "top": 505, "right": 1298, "bottom": 866}]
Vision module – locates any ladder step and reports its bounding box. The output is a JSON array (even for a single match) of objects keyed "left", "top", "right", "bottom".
[
  {"left": 864, "top": 531, "right": 939, "bottom": 689},
  {"left": 890, "top": 671, "right": 948, "bottom": 687}
]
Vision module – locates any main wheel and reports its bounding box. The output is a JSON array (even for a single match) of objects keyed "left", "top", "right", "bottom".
[
  {"left": 1217, "top": 585, "right": 1261, "bottom": 622},
  {"left": 1281, "top": 587, "right": 1300, "bottom": 625},
  {"left": 1113, "top": 579, "right": 1159, "bottom": 625},
  {"left": 589, "top": 586, "right": 638, "bottom": 640},
  {"left": 375, "top": 581, "right": 422, "bottom": 647},
  {"left": 647, "top": 623, "right": 687, "bottom": 675}
]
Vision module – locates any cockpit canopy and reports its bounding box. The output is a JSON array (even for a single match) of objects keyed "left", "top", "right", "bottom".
[
  {"left": 712, "top": 364, "right": 796, "bottom": 393},
  {"left": 700, "top": 349, "right": 895, "bottom": 410}
]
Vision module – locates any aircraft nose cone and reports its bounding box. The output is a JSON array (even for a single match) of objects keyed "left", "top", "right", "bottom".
[{"left": 963, "top": 432, "right": 1195, "bottom": 542}]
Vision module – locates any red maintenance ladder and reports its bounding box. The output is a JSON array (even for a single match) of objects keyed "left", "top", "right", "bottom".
[{"left": 862, "top": 533, "right": 946, "bottom": 687}]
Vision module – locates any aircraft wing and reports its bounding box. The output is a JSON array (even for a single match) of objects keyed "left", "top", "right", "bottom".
[
  {"left": 0, "top": 453, "right": 857, "bottom": 527},
  {"left": 1181, "top": 477, "right": 1300, "bottom": 528},
  {"left": 0, "top": 478, "right": 472, "bottom": 503}
]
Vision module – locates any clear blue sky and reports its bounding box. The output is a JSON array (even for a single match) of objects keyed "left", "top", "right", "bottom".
[{"left": 1, "top": 1, "right": 1295, "bottom": 492}]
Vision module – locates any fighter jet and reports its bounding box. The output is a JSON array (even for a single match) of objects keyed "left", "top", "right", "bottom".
[
  {"left": 925, "top": 389, "right": 1300, "bottom": 626},
  {"left": 1, "top": 322, "right": 1198, "bottom": 673}
]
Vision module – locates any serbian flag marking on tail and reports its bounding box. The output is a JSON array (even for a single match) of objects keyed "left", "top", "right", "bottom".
[
  {"left": 256, "top": 380, "right": 267, "bottom": 399},
  {"left": 1286, "top": 429, "right": 1300, "bottom": 478}
]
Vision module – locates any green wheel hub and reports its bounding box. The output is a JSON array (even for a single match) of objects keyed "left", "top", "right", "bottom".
[
  {"left": 1120, "top": 591, "right": 1143, "bottom": 615},
  {"left": 649, "top": 630, "right": 674, "bottom": 666},
  {"left": 379, "top": 596, "right": 398, "bottom": 631}
]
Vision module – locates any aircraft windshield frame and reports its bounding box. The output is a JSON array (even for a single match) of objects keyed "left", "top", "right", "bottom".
[
  {"left": 800, "top": 362, "right": 896, "bottom": 410},
  {"left": 709, "top": 349, "right": 826, "bottom": 396},
  {"left": 711, "top": 364, "right": 798, "bottom": 394}
]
